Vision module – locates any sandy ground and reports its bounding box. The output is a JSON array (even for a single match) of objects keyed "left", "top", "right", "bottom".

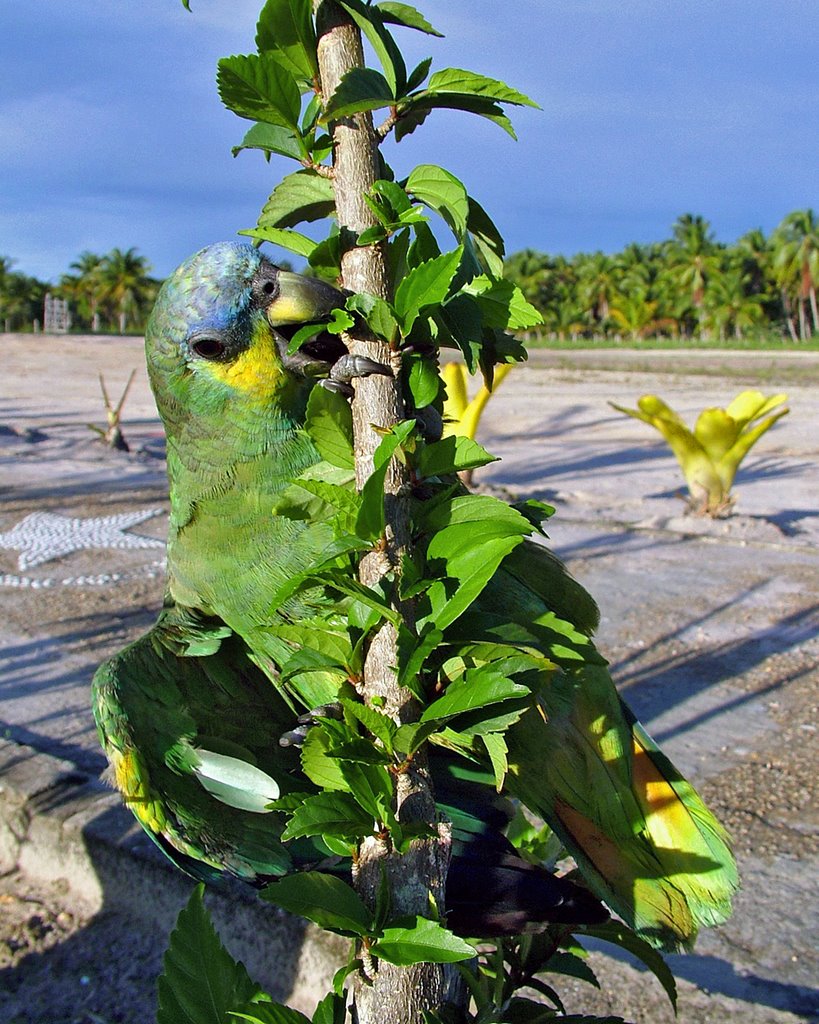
[{"left": 0, "top": 333, "right": 817, "bottom": 1023}]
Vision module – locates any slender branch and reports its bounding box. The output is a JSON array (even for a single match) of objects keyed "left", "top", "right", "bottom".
[{"left": 313, "top": 3, "right": 464, "bottom": 1021}]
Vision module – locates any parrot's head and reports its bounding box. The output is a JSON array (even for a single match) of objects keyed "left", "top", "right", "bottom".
[{"left": 146, "top": 241, "right": 347, "bottom": 426}]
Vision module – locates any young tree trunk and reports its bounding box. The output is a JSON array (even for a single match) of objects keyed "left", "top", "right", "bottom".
[{"left": 313, "top": 4, "right": 465, "bottom": 1021}]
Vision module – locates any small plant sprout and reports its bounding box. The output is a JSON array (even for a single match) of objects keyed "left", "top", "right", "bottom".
[
  {"left": 87, "top": 370, "right": 137, "bottom": 452},
  {"left": 610, "top": 389, "right": 789, "bottom": 516}
]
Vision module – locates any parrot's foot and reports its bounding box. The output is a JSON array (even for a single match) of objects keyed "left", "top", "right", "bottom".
[
  {"left": 279, "top": 702, "right": 344, "bottom": 748},
  {"left": 320, "top": 354, "right": 392, "bottom": 397}
]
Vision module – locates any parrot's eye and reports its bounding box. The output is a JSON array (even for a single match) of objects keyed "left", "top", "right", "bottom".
[{"left": 190, "top": 337, "right": 227, "bottom": 360}]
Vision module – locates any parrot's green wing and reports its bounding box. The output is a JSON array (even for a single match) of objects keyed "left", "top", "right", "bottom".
[
  {"left": 91, "top": 605, "right": 324, "bottom": 885},
  {"left": 501, "top": 664, "right": 738, "bottom": 950}
]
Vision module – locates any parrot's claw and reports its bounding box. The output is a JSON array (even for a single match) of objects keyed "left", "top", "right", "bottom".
[
  {"left": 329, "top": 354, "right": 392, "bottom": 385},
  {"left": 279, "top": 701, "right": 344, "bottom": 748}
]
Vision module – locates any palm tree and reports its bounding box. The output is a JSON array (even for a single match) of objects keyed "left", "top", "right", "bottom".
[
  {"left": 98, "top": 248, "right": 157, "bottom": 333},
  {"left": 576, "top": 251, "right": 617, "bottom": 332},
  {"left": 609, "top": 288, "right": 676, "bottom": 340},
  {"left": 60, "top": 251, "right": 106, "bottom": 331},
  {"left": 668, "top": 214, "right": 723, "bottom": 337},
  {"left": 772, "top": 209, "right": 819, "bottom": 340},
  {"left": 703, "top": 268, "right": 765, "bottom": 340}
]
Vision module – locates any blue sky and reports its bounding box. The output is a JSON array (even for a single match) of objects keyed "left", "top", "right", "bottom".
[{"left": 2, "top": 0, "right": 817, "bottom": 282}]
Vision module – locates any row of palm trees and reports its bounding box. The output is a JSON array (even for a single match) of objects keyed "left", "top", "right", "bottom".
[
  {"left": 504, "top": 210, "right": 819, "bottom": 342},
  {"left": 0, "top": 248, "right": 159, "bottom": 333},
  {"left": 3, "top": 210, "right": 817, "bottom": 340}
]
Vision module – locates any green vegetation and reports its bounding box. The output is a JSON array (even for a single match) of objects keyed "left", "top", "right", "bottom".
[
  {"left": 610, "top": 389, "right": 789, "bottom": 516},
  {"left": 4, "top": 212, "right": 817, "bottom": 344},
  {"left": 505, "top": 210, "right": 819, "bottom": 344},
  {"left": 0, "top": 247, "right": 159, "bottom": 333}
]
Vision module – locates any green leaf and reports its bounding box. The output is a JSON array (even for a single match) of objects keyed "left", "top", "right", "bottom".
[
  {"left": 323, "top": 67, "right": 395, "bottom": 120},
  {"left": 371, "top": 916, "right": 476, "bottom": 965},
  {"left": 377, "top": 2, "right": 443, "bottom": 36},
  {"left": 406, "top": 165, "right": 469, "bottom": 239},
  {"left": 311, "top": 992, "right": 347, "bottom": 1024},
  {"left": 338, "top": 0, "right": 407, "bottom": 95},
  {"left": 280, "top": 792, "right": 373, "bottom": 842},
  {"left": 581, "top": 921, "right": 677, "bottom": 1011},
  {"left": 419, "top": 495, "right": 532, "bottom": 630},
  {"left": 541, "top": 950, "right": 600, "bottom": 989},
  {"left": 232, "top": 122, "right": 305, "bottom": 161},
  {"left": 341, "top": 698, "right": 397, "bottom": 754},
  {"left": 399, "top": 93, "right": 518, "bottom": 139},
  {"left": 356, "top": 420, "right": 416, "bottom": 540},
  {"left": 405, "top": 56, "right": 433, "bottom": 94},
  {"left": 346, "top": 292, "right": 399, "bottom": 343},
  {"left": 394, "top": 247, "right": 463, "bottom": 333},
  {"left": 466, "top": 196, "right": 506, "bottom": 276},
  {"left": 263, "top": 872, "right": 372, "bottom": 937},
  {"left": 218, "top": 53, "right": 302, "bottom": 129},
  {"left": 230, "top": 1002, "right": 311, "bottom": 1024},
  {"left": 421, "top": 666, "right": 529, "bottom": 723},
  {"left": 300, "top": 726, "right": 351, "bottom": 792},
  {"left": 157, "top": 885, "right": 261, "bottom": 1024},
  {"left": 427, "top": 68, "right": 538, "bottom": 108},
  {"left": 256, "top": 0, "right": 318, "bottom": 83},
  {"left": 407, "top": 353, "right": 442, "bottom": 408},
  {"left": 482, "top": 731, "right": 508, "bottom": 791},
  {"left": 341, "top": 760, "right": 395, "bottom": 823},
  {"left": 305, "top": 386, "right": 355, "bottom": 470},
  {"left": 239, "top": 226, "right": 317, "bottom": 258},
  {"left": 416, "top": 434, "right": 497, "bottom": 478},
  {"left": 463, "top": 275, "right": 543, "bottom": 330},
  {"left": 257, "top": 171, "right": 336, "bottom": 231}
]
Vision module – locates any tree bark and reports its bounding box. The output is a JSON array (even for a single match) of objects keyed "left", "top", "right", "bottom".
[{"left": 313, "top": 4, "right": 465, "bottom": 1021}]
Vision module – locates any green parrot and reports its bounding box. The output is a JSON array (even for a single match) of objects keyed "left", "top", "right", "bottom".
[{"left": 92, "top": 241, "right": 737, "bottom": 949}]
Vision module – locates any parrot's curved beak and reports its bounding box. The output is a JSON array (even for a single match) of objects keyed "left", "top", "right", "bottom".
[
  {"left": 266, "top": 271, "right": 346, "bottom": 328},
  {"left": 266, "top": 271, "right": 350, "bottom": 380}
]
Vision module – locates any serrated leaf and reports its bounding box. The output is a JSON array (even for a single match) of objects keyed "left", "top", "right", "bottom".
[
  {"left": 311, "top": 991, "right": 347, "bottom": 1024},
  {"left": 463, "top": 275, "right": 543, "bottom": 330},
  {"left": 400, "top": 93, "right": 518, "bottom": 138},
  {"left": 239, "top": 226, "right": 317, "bottom": 258},
  {"left": 427, "top": 67, "right": 538, "bottom": 107},
  {"left": 582, "top": 921, "right": 677, "bottom": 1011},
  {"left": 257, "top": 171, "right": 336, "bottom": 231},
  {"left": 481, "top": 731, "right": 508, "bottom": 791},
  {"left": 338, "top": 0, "right": 407, "bottom": 95},
  {"left": 280, "top": 792, "right": 373, "bottom": 842},
  {"left": 255, "top": 0, "right": 318, "bottom": 83},
  {"left": 263, "top": 872, "right": 372, "bottom": 936},
  {"left": 323, "top": 67, "right": 395, "bottom": 120},
  {"left": 346, "top": 292, "right": 399, "bottom": 343},
  {"left": 407, "top": 353, "right": 442, "bottom": 408},
  {"left": 301, "top": 726, "right": 351, "bottom": 792},
  {"left": 356, "top": 420, "right": 416, "bottom": 540},
  {"left": 377, "top": 2, "right": 443, "bottom": 36},
  {"left": 232, "top": 122, "right": 305, "bottom": 161},
  {"left": 421, "top": 666, "right": 529, "bottom": 723},
  {"left": 466, "top": 196, "right": 505, "bottom": 276},
  {"left": 231, "top": 1002, "right": 311, "bottom": 1024},
  {"left": 305, "top": 386, "right": 355, "bottom": 469},
  {"left": 406, "top": 165, "right": 469, "bottom": 239},
  {"left": 419, "top": 495, "right": 532, "bottom": 630},
  {"left": 371, "top": 916, "right": 476, "bottom": 965},
  {"left": 218, "top": 53, "right": 302, "bottom": 129},
  {"left": 416, "top": 434, "right": 497, "bottom": 478},
  {"left": 394, "top": 247, "right": 463, "bottom": 333},
  {"left": 157, "top": 885, "right": 261, "bottom": 1024},
  {"left": 341, "top": 698, "right": 397, "bottom": 753}
]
